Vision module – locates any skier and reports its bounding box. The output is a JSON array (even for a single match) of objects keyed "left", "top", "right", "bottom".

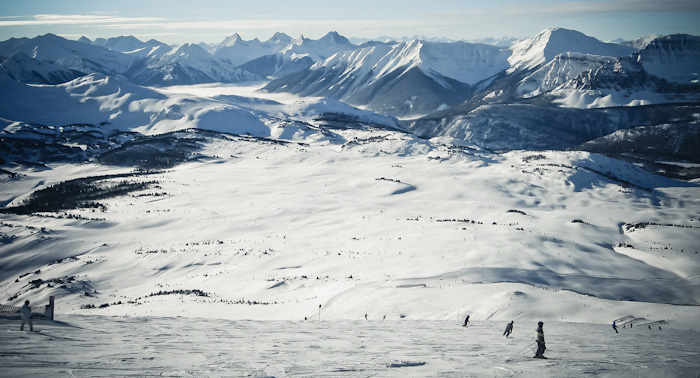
[
  {"left": 612, "top": 321, "right": 618, "bottom": 333},
  {"left": 503, "top": 320, "right": 514, "bottom": 337},
  {"left": 534, "top": 322, "right": 546, "bottom": 359},
  {"left": 463, "top": 315, "right": 470, "bottom": 327},
  {"left": 20, "top": 300, "right": 33, "bottom": 332}
]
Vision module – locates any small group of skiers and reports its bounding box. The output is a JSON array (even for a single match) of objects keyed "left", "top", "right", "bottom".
[
  {"left": 613, "top": 320, "right": 662, "bottom": 332},
  {"left": 464, "top": 315, "right": 547, "bottom": 358}
]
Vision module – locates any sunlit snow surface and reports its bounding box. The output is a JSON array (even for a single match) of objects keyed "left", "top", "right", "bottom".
[
  {"left": 1, "top": 82, "right": 699, "bottom": 377},
  {"left": 2, "top": 316, "right": 699, "bottom": 377}
]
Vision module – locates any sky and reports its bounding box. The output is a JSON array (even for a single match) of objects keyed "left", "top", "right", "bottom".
[{"left": 0, "top": 0, "right": 699, "bottom": 44}]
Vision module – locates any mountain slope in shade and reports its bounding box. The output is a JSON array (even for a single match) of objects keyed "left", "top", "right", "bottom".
[
  {"left": 0, "top": 52, "right": 84, "bottom": 84},
  {"left": 635, "top": 34, "right": 700, "bottom": 84},
  {"left": 238, "top": 53, "right": 314, "bottom": 79},
  {"left": 576, "top": 122, "right": 700, "bottom": 163}
]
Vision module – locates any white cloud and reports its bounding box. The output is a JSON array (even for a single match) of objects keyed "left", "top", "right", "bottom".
[{"left": 0, "top": 14, "right": 165, "bottom": 27}]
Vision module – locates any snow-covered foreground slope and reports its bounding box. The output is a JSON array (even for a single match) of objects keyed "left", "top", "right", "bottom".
[
  {"left": 1, "top": 132, "right": 698, "bottom": 328},
  {"left": 1, "top": 315, "right": 698, "bottom": 377}
]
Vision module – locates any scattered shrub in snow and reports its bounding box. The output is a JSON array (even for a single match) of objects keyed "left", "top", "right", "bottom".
[{"left": 146, "top": 289, "right": 210, "bottom": 298}]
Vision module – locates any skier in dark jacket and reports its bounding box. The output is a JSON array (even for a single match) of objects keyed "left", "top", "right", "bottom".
[
  {"left": 612, "top": 321, "right": 618, "bottom": 333},
  {"left": 463, "top": 315, "right": 470, "bottom": 327},
  {"left": 20, "top": 300, "right": 33, "bottom": 332},
  {"left": 503, "top": 321, "right": 514, "bottom": 337},
  {"left": 534, "top": 322, "right": 546, "bottom": 359}
]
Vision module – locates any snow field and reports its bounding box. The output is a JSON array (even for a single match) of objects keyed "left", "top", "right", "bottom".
[
  {"left": 1, "top": 137, "right": 698, "bottom": 329},
  {"left": 1, "top": 315, "right": 698, "bottom": 377}
]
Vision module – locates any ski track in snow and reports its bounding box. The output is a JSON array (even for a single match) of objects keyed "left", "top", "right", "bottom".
[{"left": 1, "top": 316, "right": 698, "bottom": 377}]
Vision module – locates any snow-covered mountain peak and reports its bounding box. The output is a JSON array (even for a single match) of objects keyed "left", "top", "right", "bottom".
[
  {"left": 352, "top": 38, "right": 510, "bottom": 86},
  {"left": 267, "top": 32, "right": 293, "bottom": 45},
  {"left": 627, "top": 34, "right": 662, "bottom": 50},
  {"left": 319, "top": 31, "right": 352, "bottom": 45},
  {"left": 220, "top": 33, "right": 243, "bottom": 47},
  {"left": 92, "top": 35, "right": 146, "bottom": 52},
  {"left": 143, "top": 42, "right": 262, "bottom": 84},
  {"left": 508, "top": 28, "right": 635, "bottom": 72},
  {"left": 281, "top": 32, "right": 356, "bottom": 62},
  {"left": 168, "top": 43, "right": 207, "bottom": 57},
  {"left": 213, "top": 32, "right": 294, "bottom": 67}
]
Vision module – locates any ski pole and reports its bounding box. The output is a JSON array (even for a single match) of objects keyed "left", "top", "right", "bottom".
[{"left": 518, "top": 341, "right": 536, "bottom": 354}]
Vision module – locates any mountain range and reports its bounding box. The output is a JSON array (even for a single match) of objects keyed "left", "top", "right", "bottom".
[{"left": 1, "top": 28, "right": 699, "bottom": 174}]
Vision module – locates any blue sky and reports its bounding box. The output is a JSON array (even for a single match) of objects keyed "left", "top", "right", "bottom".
[{"left": 1, "top": 0, "right": 698, "bottom": 44}]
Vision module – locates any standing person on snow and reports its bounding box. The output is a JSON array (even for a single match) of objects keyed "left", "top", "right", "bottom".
[
  {"left": 20, "top": 300, "right": 33, "bottom": 332},
  {"left": 463, "top": 315, "right": 470, "bottom": 327},
  {"left": 503, "top": 321, "right": 514, "bottom": 337},
  {"left": 612, "top": 321, "right": 618, "bottom": 333},
  {"left": 534, "top": 321, "right": 546, "bottom": 359}
]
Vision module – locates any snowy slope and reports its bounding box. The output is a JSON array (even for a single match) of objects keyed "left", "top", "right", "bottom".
[
  {"left": 418, "top": 41, "right": 511, "bottom": 85},
  {"left": 0, "top": 74, "right": 267, "bottom": 135},
  {"left": 2, "top": 316, "right": 699, "bottom": 377},
  {"left": 1, "top": 127, "right": 698, "bottom": 325},
  {"left": 0, "top": 61, "right": 699, "bottom": 378},
  {"left": 0, "top": 74, "right": 402, "bottom": 142},
  {"left": 515, "top": 52, "right": 614, "bottom": 98}
]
